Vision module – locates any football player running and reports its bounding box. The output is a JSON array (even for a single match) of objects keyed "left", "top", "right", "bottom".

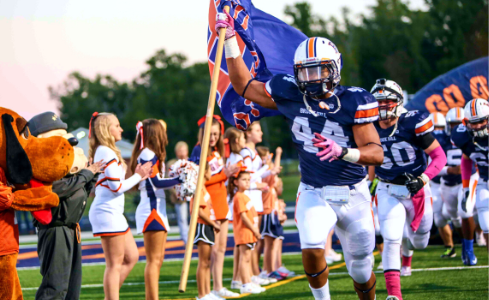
[
  {"left": 451, "top": 98, "right": 489, "bottom": 257},
  {"left": 369, "top": 79, "right": 446, "bottom": 300},
  {"left": 216, "top": 11, "right": 384, "bottom": 300},
  {"left": 430, "top": 112, "right": 458, "bottom": 257},
  {"left": 432, "top": 108, "right": 479, "bottom": 261}
]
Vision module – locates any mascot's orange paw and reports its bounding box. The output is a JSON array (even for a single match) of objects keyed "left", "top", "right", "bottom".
[
  {"left": 0, "top": 253, "right": 23, "bottom": 300},
  {"left": 11, "top": 186, "right": 59, "bottom": 211}
]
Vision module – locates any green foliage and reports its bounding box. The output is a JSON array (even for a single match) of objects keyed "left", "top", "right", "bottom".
[
  {"left": 284, "top": 0, "right": 488, "bottom": 92},
  {"left": 51, "top": 0, "right": 488, "bottom": 158},
  {"left": 50, "top": 50, "right": 214, "bottom": 158}
]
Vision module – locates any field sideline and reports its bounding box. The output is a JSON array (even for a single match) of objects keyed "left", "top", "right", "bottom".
[{"left": 18, "top": 245, "right": 488, "bottom": 299}]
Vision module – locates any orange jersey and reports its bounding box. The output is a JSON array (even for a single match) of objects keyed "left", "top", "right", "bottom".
[
  {"left": 190, "top": 189, "right": 214, "bottom": 226},
  {"left": 0, "top": 168, "right": 17, "bottom": 256},
  {"left": 233, "top": 192, "right": 258, "bottom": 245},
  {"left": 261, "top": 175, "right": 277, "bottom": 215},
  {"left": 205, "top": 151, "right": 229, "bottom": 220}
]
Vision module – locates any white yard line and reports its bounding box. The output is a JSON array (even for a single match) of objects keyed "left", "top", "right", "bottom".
[{"left": 21, "top": 264, "right": 488, "bottom": 291}]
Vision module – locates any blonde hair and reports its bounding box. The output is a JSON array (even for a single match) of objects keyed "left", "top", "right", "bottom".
[
  {"left": 224, "top": 127, "right": 244, "bottom": 156},
  {"left": 159, "top": 119, "right": 167, "bottom": 132},
  {"left": 89, "top": 113, "right": 125, "bottom": 167},
  {"left": 175, "top": 141, "right": 188, "bottom": 153}
]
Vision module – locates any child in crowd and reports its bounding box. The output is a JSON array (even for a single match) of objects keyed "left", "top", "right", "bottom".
[
  {"left": 229, "top": 169, "right": 265, "bottom": 294},
  {"left": 274, "top": 180, "right": 296, "bottom": 278},
  {"left": 256, "top": 146, "right": 283, "bottom": 281},
  {"left": 192, "top": 163, "right": 221, "bottom": 300},
  {"left": 88, "top": 112, "right": 152, "bottom": 299},
  {"left": 223, "top": 127, "right": 246, "bottom": 290},
  {"left": 130, "top": 119, "right": 182, "bottom": 300}
]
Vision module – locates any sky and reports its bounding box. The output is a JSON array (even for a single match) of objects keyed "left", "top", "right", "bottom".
[{"left": 0, "top": 0, "right": 428, "bottom": 119}]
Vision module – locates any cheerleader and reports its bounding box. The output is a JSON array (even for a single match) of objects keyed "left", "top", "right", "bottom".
[
  {"left": 190, "top": 115, "right": 239, "bottom": 298},
  {"left": 129, "top": 119, "right": 182, "bottom": 300},
  {"left": 88, "top": 112, "right": 152, "bottom": 300}
]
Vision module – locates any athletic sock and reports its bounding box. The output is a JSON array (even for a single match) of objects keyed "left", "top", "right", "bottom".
[
  {"left": 384, "top": 270, "right": 402, "bottom": 300},
  {"left": 309, "top": 281, "right": 331, "bottom": 300},
  {"left": 401, "top": 255, "right": 412, "bottom": 267}
]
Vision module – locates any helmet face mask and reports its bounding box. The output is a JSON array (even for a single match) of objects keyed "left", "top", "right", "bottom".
[
  {"left": 293, "top": 38, "right": 342, "bottom": 98},
  {"left": 466, "top": 117, "right": 489, "bottom": 138},
  {"left": 371, "top": 78, "right": 404, "bottom": 120},
  {"left": 464, "top": 98, "right": 489, "bottom": 138}
]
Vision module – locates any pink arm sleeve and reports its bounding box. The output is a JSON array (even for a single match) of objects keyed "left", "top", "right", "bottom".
[
  {"left": 424, "top": 146, "right": 447, "bottom": 180},
  {"left": 461, "top": 155, "right": 472, "bottom": 188}
]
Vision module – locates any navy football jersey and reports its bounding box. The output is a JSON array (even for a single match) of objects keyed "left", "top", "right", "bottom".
[
  {"left": 432, "top": 130, "right": 462, "bottom": 185},
  {"left": 265, "top": 74, "right": 379, "bottom": 187},
  {"left": 374, "top": 110, "right": 434, "bottom": 181},
  {"left": 451, "top": 124, "right": 489, "bottom": 181}
]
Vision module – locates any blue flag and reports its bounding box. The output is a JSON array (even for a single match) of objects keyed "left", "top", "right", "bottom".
[
  {"left": 208, "top": 0, "right": 307, "bottom": 130},
  {"left": 406, "top": 57, "right": 488, "bottom": 114}
]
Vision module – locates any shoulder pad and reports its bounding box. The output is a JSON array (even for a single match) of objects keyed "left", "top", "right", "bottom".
[
  {"left": 402, "top": 110, "right": 434, "bottom": 136},
  {"left": 266, "top": 74, "right": 301, "bottom": 103},
  {"left": 450, "top": 124, "right": 471, "bottom": 147}
]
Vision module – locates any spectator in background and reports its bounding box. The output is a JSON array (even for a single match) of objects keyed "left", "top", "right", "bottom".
[{"left": 166, "top": 141, "right": 191, "bottom": 244}]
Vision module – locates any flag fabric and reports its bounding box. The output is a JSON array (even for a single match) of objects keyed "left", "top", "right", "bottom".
[
  {"left": 207, "top": 0, "right": 307, "bottom": 130},
  {"left": 406, "top": 57, "right": 488, "bottom": 114}
]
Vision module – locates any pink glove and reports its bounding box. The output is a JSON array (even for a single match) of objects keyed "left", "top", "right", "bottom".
[
  {"left": 313, "top": 132, "right": 343, "bottom": 162},
  {"left": 215, "top": 11, "right": 235, "bottom": 40}
]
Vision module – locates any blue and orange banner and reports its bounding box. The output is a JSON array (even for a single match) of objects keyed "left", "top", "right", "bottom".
[
  {"left": 406, "top": 57, "right": 488, "bottom": 114},
  {"left": 207, "top": 0, "right": 307, "bottom": 130}
]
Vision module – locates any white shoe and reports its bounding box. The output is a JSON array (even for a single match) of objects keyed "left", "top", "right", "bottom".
[
  {"left": 252, "top": 275, "right": 270, "bottom": 285},
  {"left": 277, "top": 265, "right": 296, "bottom": 277},
  {"left": 252, "top": 283, "right": 266, "bottom": 292},
  {"left": 230, "top": 281, "right": 242, "bottom": 290},
  {"left": 325, "top": 255, "right": 334, "bottom": 265},
  {"left": 196, "top": 294, "right": 213, "bottom": 300},
  {"left": 386, "top": 296, "right": 399, "bottom": 300},
  {"left": 208, "top": 292, "right": 225, "bottom": 300},
  {"left": 400, "top": 266, "right": 411, "bottom": 277},
  {"left": 214, "top": 288, "right": 240, "bottom": 297},
  {"left": 327, "top": 249, "right": 342, "bottom": 262},
  {"left": 240, "top": 283, "right": 264, "bottom": 294},
  {"left": 476, "top": 231, "right": 487, "bottom": 247},
  {"left": 377, "top": 261, "right": 384, "bottom": 270},
  {"left": 259, "top": 271, "right": 277, "bottom": 283}
]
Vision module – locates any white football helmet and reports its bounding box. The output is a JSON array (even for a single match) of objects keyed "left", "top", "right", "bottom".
[
  {"left": 293, "top": 37, "right": 342, "bottom": 98},
  {"left": 370, "top": 78, "right": 404, "bottom": 120},
  {"left": 445, "top": 107, "right": 464, "bottom": 136},
  {"left": 464, "top": 98, "right": 489, "bottom": 138},
  {"left": 431, "top": 112, "right": 446, "bottom": 129}
]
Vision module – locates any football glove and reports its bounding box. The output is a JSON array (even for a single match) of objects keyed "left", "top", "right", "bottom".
[{"left": 404, "top": 173, "right": 425, "bottom": 195}]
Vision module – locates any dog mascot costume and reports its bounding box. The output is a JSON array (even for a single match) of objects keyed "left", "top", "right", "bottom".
[{"left": 0, "top": 108, "right": 74, "bottom": 300}]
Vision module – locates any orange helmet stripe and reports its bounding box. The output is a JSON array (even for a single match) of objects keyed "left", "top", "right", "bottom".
[
  {"left": 308, "top": 38, "right": 315, "bottom": 58},
  {"left": 434, "top": 113, "right": 438, "bottom": 124},
  {"left": 472, "top": 100, "right": 476, "bottom": 116}
]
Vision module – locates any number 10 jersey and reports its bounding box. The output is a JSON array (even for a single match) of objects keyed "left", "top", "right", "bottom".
[{"left": 265, "top": 74, "right": 379, "bottom": 188}]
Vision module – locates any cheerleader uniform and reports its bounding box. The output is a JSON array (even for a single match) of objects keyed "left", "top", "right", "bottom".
[
  {"left": 190, "top": 144, "right": 229, "bottom": 221},
  {"left": 225, "top": 152, "right": 244, "bottom": 221},
  {"left": 240, "top": 147, "right": 270, "bottom": 214},
  {"left": 135, "top": 148, "right": 181, "bottom": 234},
  {"left": 89, "top": 146, "right": 141, "bottom": 236}
]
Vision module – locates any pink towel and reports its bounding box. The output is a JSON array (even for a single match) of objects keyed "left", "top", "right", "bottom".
[{"left": 410, "top": 187, "right": 425, "bottom": 232}]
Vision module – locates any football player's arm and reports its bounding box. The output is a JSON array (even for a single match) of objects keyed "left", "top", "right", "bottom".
[
  {"left": 225, "top": 44, "right": 277, "bottom": 110},
  {"left": 460, "top": 154, "right": 472, "bottom": 189},
  {"left": 419, "top": 135, "right": 447, "bottom": 183},
  {"left": 352, "top": 123, "right": 384, "bottom": 166}
]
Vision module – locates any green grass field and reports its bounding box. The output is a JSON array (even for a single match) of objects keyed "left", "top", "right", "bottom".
[{"left": 18, "top": 245, "right": 488, "bottom": 299}]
